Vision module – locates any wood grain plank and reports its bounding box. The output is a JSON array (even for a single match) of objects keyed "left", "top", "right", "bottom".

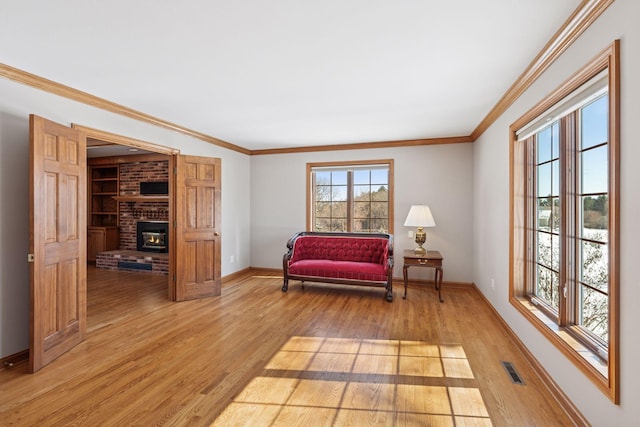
[{"left": 0, "top": 266, "right": 583, "bottom": 426}]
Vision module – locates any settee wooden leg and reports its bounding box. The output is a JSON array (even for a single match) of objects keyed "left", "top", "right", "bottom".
[
  {"left": 282, "top": 278, "right": 288, "bottom": 292},
  {"left": 386, "top": 288, "right": 393, "bottom": 302}
]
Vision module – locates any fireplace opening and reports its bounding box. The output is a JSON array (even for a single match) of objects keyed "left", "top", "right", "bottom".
[{"left": 137, "top": 221, "right": 169, "bottom": 253}]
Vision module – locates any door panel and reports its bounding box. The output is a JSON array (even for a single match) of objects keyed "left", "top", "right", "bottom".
[
  {"left": 29, "top": 115, "right": 86, "bottom": 372},
  {"left": 174, "top": 155, "right": 221, "bottom": 301}
]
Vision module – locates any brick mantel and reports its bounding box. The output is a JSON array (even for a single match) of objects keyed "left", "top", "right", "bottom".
[{"left": 118, "top": 160, "right": 169, "bottom": 250}]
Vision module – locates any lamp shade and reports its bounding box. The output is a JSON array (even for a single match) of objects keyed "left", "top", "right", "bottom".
[{"left": 403, "top": 205, "right": 436, "bottom": 227}]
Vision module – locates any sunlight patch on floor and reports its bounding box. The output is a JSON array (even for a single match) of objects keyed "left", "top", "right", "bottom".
[{"left": 212, "top": 336, "right": 491, "bottom": 426}]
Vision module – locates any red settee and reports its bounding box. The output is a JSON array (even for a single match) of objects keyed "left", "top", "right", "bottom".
[{"left": 282, "top": 231, "right": 394, "bottom": 302}]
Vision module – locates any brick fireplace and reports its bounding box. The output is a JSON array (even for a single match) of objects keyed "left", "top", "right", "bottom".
[
  {"left": 95, "top": 159, "right": 170, "bottom": 275},
  {"left": 119, "top": 160, "right": 169, "bottom": 250}
]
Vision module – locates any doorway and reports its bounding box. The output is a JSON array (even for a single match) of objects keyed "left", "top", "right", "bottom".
[
  {"left": 80, "top": 125, "right": 224, "bottom": 302},
  {"left": 80, "top": 125, "right": 176, "bottom": 302}
]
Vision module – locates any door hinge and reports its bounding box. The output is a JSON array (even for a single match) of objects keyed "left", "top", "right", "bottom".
[
  {"left": 174, "top": 167, "right": 177, "bottom": 175},
  {"left": 27, "top": 253, "right": 35, "bottom": 263},
  {"left": 173, "top": 274, "right": 177, "bottom": 283}
]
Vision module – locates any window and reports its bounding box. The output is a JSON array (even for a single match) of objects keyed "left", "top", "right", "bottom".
[
  {"left": 307, "top": 160, "right": 394, "bottom": 233},
  {"left": 510, "top": 41, "right": 619, "bottom": 403},
  {"left": 529, "top": 91, "right": 610, "bottom": 339}
]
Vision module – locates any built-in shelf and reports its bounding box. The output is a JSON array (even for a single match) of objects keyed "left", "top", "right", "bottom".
[
  {"left": 90, "top": 164, "right": 119, "bottom": 227},
  {"left": 113, "top": 195, "right": 169, "bottom": 202}
]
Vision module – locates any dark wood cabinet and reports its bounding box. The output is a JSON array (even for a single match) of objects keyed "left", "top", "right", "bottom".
[{"left": 87, "top": 226, "right": 119, "bottom": 262}]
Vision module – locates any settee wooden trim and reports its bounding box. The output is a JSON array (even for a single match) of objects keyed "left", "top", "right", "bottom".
[{"left": 282, "top": 231, "right": 394, "bottom": 301}]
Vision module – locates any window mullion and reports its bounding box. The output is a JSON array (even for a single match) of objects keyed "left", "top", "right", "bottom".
[
  {"left": 311, "top": 171, "right": 317, "bottom": 231},
  {"left": 525, "top": 136, "right": 536, "bottom": 296},
  {"left": 347, "top": 170, "right": 353, "bottom": 232},
  {"left": 559, "top": 114, "right": 575, "bottom": 326}
]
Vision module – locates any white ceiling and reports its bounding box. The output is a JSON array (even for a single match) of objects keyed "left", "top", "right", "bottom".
[{"left": 1, "top": 1, "right": 581, "bottom": 152}]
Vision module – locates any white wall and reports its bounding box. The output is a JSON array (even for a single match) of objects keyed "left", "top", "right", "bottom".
[
  {"left": 473, "top": 1, "right": 640, "bottom": 424},
  {"left": 0, "top": 78, "right": 251, "bottom": 359},
  {"left": 5, "top": 5, "right": 633, "bottom": 422},
  {"left": 250, "top": 143, "right": 474, "bottom": 283}
]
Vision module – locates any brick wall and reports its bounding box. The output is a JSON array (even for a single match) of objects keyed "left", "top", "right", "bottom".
[
  {"left": 96, "top": 250, "right": 169, "bottom": 275},
  {"left": 119, "top": 160, "right": 169, "bottom": 250}
]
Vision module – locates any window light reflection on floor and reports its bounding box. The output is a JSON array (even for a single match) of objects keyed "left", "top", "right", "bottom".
[{"left": 212, "top": 336, "right": 492, "bottom": 426}]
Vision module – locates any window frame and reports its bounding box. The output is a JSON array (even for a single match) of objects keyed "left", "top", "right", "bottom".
[
  {"left": 509, "top": 40, "right": 620, "bottom": 403},
  {"left": 307, "top": 160, "right": 394, "bottom": 234}
]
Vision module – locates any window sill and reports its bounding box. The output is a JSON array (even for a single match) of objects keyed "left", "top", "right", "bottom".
[{"left": 510, "top": 296, "right": 609, "bottom": 388}]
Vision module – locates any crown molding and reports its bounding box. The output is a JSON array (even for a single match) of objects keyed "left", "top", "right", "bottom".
[
  {"left": 0, "top": 63, "right": 250, "bottom": 155},
  {"left": 470, "top": 0, "right": 615, "bottom": 141},
  {"left": 0, "top": 0, "right": 610, "bottom": 154},
  {"left": 0, "top": 62, "right": 469, "bottom": 155},
  {"left": 250, "top": 135, "right": 473, "bottom": 156}
]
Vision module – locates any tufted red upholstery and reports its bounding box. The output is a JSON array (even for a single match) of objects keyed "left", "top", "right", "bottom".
[
  {"left": 287, "top": 259, "right": 387, "bottom": 282},
  {"left": 282, "top": 232, "right": 394, "bottom": 301},
  {"left": 287, "top": 235, "right": 390, "bottom": 282},
  {"left": 289, "top": 236, "right": 389, "bottom": 265}
]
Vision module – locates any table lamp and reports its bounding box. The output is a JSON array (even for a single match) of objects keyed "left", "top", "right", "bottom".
[{"left": 403, "top": 205, "right": 436, "bottom": 254}]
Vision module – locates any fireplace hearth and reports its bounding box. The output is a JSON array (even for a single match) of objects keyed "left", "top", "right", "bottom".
[{"left": 136, "top": 221, "right": 169, "bottom": 253}]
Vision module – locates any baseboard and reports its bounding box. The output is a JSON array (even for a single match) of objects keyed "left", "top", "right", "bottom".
[
  {"left": 221, "top": 267, "right": 253, "bottom": 284},
  {"left": 1, "top": 349, "right": 28, "bottom": 371},
  {"left": 393, "top": 277, "right": 474, "bottom": 288},
  {"left": 249, "top": 267, "right": 282, "bottom": 276},
  {"left": 471, "top": 283, "right": 589, "bottom": 427},
  {"left": 244, "top": 269, "right": 473, "bottom": 289},
  {"left": 222, "top": 267, "right": 285, "bottom": 285}
]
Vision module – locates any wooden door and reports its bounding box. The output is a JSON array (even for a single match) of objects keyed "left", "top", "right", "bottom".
[
  {"left": 29, "top": 115, "right": 87, "bottom": 372},
  {"left": 173, "top": 155, "right": 221, "bottom": 301}
]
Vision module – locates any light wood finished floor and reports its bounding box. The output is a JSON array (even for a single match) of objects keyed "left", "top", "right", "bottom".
[{"left": 0, "top": 266, "right": 577, "bottom": 426}]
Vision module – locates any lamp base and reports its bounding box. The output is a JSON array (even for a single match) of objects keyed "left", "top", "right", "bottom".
[
  {"left": 413, "top": 246, "right": 426, "bottom": 255},
  {"left": 413, "top": 227, "right": 427, "bottom": 255}
]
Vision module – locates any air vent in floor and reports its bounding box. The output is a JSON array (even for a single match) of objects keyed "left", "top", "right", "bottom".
[{"left": 501, "top": 361, "right": 525, "bottom": 385}]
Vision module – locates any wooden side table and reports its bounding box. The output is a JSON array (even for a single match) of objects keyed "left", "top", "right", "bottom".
[{"left": 402, "top": 250, "right": 444, "bottom": 302}]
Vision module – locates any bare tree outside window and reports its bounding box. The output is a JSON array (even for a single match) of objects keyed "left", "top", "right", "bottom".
[
  {"left": 531, "top": 93, "right": 610, "bottom": 345},
  {"left": 310, "top": 162, "right": 392, "bottom": 233}
]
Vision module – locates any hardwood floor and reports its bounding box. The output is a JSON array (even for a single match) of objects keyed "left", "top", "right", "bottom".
[{"left": 0, "top": 266, "right": 578, "bottom": 426}]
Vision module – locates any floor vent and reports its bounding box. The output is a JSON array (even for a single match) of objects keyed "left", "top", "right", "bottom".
[{"left": 501, "top": 361, "right": 525, "bottom": 385}]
